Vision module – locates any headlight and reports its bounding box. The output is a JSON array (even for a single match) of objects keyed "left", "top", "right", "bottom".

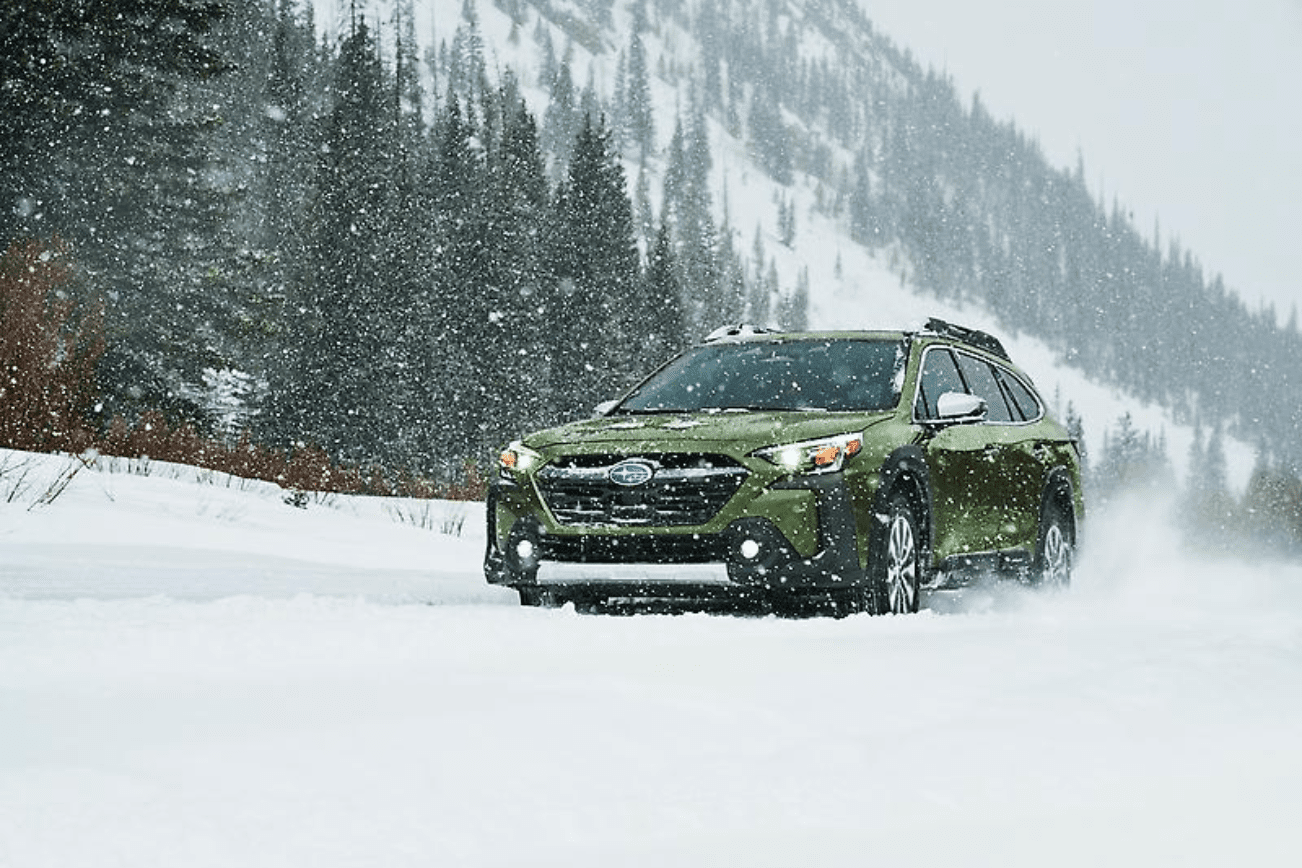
[
  {"left": 753, "top": 432, "right": 864, "bottom": 475},
  {"left": 498, "top": 441, "right": 543, "bottom": 476}
]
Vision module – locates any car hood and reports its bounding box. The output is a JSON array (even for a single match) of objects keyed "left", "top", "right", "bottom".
[{"left": 525, "top": 410, "right": 895, "bottom": 453}]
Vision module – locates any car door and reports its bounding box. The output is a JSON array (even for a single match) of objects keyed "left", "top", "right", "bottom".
[
  {"left": 951, "top": 352, "right": 1045, "bottom": 554},
  {"left": 914, "top": 346, "right": 1005, "bottom": 561}
]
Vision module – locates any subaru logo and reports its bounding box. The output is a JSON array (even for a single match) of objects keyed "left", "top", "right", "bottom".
[{"left": 608, "top": 459, "right": 655, "bottom": 487}]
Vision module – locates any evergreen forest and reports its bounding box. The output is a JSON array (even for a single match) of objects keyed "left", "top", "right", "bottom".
[{"left": 3, "top": 0, "right": 1302, "bottom": 548}]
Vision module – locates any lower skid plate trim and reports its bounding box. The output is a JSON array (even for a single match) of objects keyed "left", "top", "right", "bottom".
[{"left": 535, "top": 562, "right": 732, "bottom": 585}]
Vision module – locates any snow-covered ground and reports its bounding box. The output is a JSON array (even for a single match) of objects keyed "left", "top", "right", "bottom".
[{"left": 3, "top": 450, "right": 1300, "bottom": 867}]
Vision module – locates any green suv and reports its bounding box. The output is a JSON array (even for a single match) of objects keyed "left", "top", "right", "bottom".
[{"left": 485, "top": 319, "right": 1083, "bottom": 614}]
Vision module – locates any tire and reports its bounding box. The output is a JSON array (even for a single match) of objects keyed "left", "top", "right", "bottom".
[
  {"left": 1035, "top": 500, "right": 1074, "bottom": 589},
  {"left": 517, "top": 586, "right": 565, "bottom": 608},
  {"left": 775, "top": 589, "right": 859, "bottom": 619},
  {"left": 828, "top": 587, "right": 864, "bottom": 618},
  {"left": 871, "top": 494, "right": 921, "bottom": 615}
]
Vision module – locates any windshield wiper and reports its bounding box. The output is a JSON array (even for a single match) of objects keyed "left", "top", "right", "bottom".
[{"left": 613, "top": 407, "right": 697, "bottom": 415}]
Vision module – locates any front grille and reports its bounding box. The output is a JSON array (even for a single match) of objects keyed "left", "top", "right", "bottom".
[
  {"left": 536, "top": 453, "right": 748, "bottom": 527},
  {"left": 541, "top": 532, "right": 728, "bottom": 563}
]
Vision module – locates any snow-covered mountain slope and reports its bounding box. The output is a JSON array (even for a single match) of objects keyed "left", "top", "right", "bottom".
[
  {"left": 311, "top": 0, "right": 1254, "bottom": 488},
  {"left": 3, "top": 449, "right": 1300, "bottom": 866}
]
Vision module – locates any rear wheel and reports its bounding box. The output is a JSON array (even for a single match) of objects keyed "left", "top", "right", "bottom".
[{"left": 1035, "top": 501, "right": 1074, "bottom": 588}]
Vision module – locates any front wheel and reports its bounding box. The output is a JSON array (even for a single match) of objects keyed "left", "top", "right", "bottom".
[
  {"left": 1035, "top": 501, "right": 1074, "bottom": 589},
  {"left": 869, "top": 495, "right": 921, "bottom": 615},
  {"left": 517, "top": 586, "right": 566, "bottom": 608}
]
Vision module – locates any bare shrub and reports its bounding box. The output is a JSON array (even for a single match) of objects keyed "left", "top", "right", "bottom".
[
  {"left": 383, "top": 499, "right": 470, "bottom": 536},
  {"left": 0, "top": 238, "right": 104, "bottom": 452},
  {"left": 0, "top": 452, "right": 35, "bottom": 503}
]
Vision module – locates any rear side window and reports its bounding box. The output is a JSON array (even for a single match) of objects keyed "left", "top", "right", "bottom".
[
  {"left": 955, "top": 353, "right": 1014, "bottom": 423},
  {"left": 998, "top": 370, "right": 1043, "bottom": 422},
  {"left": 915, "top": 347, "right": 965, "bottom": 419}
]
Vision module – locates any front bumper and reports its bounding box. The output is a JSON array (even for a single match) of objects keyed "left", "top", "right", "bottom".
[{"left": 484, "top": 470, "right": 866, "bottom": 597}]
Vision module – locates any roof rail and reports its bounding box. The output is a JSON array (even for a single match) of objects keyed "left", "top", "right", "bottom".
[
  {"left": 703, "top": 323, "right": 780, "bottom": 342},
  {"left": 924, "top": 317, "right": 1010, "bottom": 361}
]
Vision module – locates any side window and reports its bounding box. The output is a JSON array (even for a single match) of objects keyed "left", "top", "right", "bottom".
[
  {"left": 955, "top": 353, "right": 1014, "bottom": 423},
  {"left": 915, "top": 347, "right": 965, "bottom": 419},
  {"left": 998, "top": 369, "right": 1043, "bottom": 421}
]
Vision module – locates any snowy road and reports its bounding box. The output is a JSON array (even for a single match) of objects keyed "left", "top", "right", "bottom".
[{"left": 2, "top": 455, "right": 1301, "bottom": 866}]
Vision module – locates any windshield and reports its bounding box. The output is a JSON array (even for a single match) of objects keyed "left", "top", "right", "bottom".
[{"left": 617, "top": 339, "right": 906, "bottom": 413}]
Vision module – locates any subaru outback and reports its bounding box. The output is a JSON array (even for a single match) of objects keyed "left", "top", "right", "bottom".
[{"left": 485, "top": 319, "right": 1083, "bottom": 615}]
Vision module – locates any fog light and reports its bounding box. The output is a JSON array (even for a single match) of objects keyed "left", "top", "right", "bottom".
[
  {"left": 516, "top": 539, "right": 535, "bottom": 560},
  {"left": 740, "top": 539, "right": 761, "bottom": 560}
]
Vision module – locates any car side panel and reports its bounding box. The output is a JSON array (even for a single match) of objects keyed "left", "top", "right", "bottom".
[
  {"left": 924, "top": 421, "right": 1006, "bottom": 561},
  {"left": 974, "top": 423, "right": 1050, "bottom": 552},
  {"left": 846, "top": 442, "right": 928, "bottom": 572}
]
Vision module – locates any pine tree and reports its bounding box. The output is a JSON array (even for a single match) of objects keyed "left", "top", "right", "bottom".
[
  {"left": 280, "top": 19, "right": 393, "bottom": 463},
  {"left": 612, "top": 49, "right": 628, "bottom": 147},
  {"left": 633, "top": 159, "right": 655, "bottom": 245},
  {"left": 426, "top": 92, "right": 493, "bottom": 465},
  {"left": 112, "top": 1, "right": 335, "bottom": 445},
  {"left": 242, "top": 0, "right": 325, "bottom": 447},
  {"left": 716, "top": 220, "right": 747, "bottom": 325},
  {"left": 382, "top": 0, "right": 438, "bottom": 470},
  {"left": 1064, "top": 401, "right": 1089, "bottom": 484},
  {"left": 541, "top": 58, "right": 578, "bottom": 177},
  {"left": 778, "top": 194, "right": 797, "bottom": 247},
  {"left": 747, "top": 226, "right": 773, "bottom": 326},
  {"left": 1095, "top": 412, "right": 1173, "bottom": 500},
  {"left": 697, "top": 0, "right": 724, "bottom": 109},
  {"left": 660, "top": 118, "right": 686, "bottom": 228},
  {"left": 643, "top": 222, "right": 687, "bottom": 364},
  {"left": 748, "top": 83, "right": 794, "bottom": 184},
  {"left": 1242, "top": 454, "right": 1302, "bottom": 551},
  {"left": 776, "top": 267, "right": 809, "bottom": 331},
  {"left": 1186, "top": 422, "right": 1234, "bottom": 538},
  {"left": 662, "top": 109, "right": 721, "bottom": 337},
  {"left": 544, "top": 114, "right": 641, "bottom": 415},
  {"left": 450, "top": 0, "right": 488, "bottom": 104},
  {"left": 475, "top": 93, "right": 552, "bottom": 450},
  {"left": 624, "top": 31, "right": 655, "bottom": 160},
  {"left": 849, "top": 149, "right": 884, "bottom": 245}
]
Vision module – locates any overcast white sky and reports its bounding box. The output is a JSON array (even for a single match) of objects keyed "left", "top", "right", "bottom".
[{"left": 861, "top": 0, "right": 1302, "bottom": 320}]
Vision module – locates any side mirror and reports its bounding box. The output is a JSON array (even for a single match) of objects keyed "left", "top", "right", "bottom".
[
  {"left": 593, "top": 399, "right": 619, "bottom": 417},
  {"left": 936, "top": 391, "right": 987, "bottom": 423}
]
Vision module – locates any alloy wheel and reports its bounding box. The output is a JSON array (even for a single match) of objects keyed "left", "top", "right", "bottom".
[
  {"left": 1041, "top": 520, "right": 1071, "bottom": 588},
  {"left": 885, "top": 507, "right": 918, "bottom": 613}
]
